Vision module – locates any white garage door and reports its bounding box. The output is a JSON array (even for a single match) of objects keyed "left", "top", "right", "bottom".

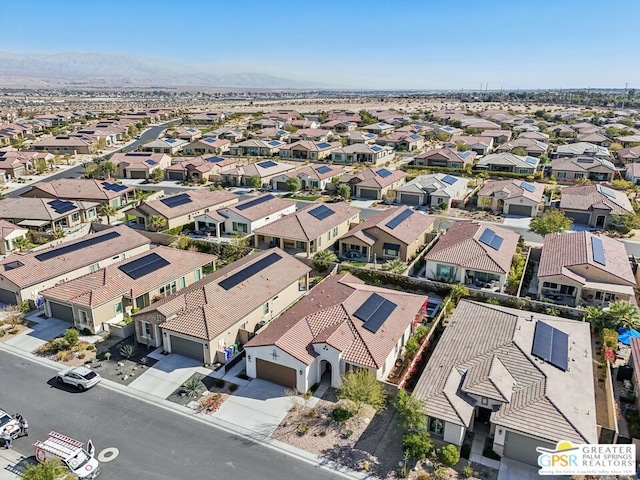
[{"left": 503, "top": 431, "right": 555, "bottom": 466}]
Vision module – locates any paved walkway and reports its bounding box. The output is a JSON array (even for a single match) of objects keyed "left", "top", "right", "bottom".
[{"left": 469, "top": 433, "right": 501, "bottom": 470}]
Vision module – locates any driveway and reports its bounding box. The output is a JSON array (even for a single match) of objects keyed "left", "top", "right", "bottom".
[
  {"left": 502, "top": 215, "right": 532, "bottom": 228},
  {"left": 128, "top": 353, "right": 207, "bottom": 398},
  {"left": 350, "top": 199, "right": 378, "bottom": 209},
  {"left": 498, "top": 457, "right": 566, "bottom": 480},
  {"left": 4, "top": 317, "right": 69, "bottom": 353}
]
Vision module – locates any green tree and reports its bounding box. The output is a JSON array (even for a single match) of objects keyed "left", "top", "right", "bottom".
[
  {"left": 381, "top": 258, "right": 407, "bottom": 275},
  {"left": 404, "top": 337, "right": 420, "bottom": 358},
  {"left": 313, "top": 249, "right": 338, "bottom": 272},
  {"left": 99, "top": 204, "right": 117, "bottom": 225},
  {"left": 449, "top": 283, "right": 469, "bottom": 303},
  {"left": 337, "top": 369, "right": 387, "bottom": 412},
  {"left": 63, "top": 328, "right": 79, "bottom": 348},
  {"left": 99, "top": 161, "right": 116, "bottom": 179},
  {"left": 394, "top": 389, "right": 427, "bottom": 432},
  {"left": 134, "top": 188, "right": 154, "bottom": 206},
  {"left": 610, "top": 213, "right": 640, "bottom": 234},
  {"left": 21, "top": 459, "right": 75, "bottom": 480},
  {"left": 148, "top": 215, "right": 166, "bottom": 232},
  {"left": 337, "top": 184, "right": 351, "bottom": 200},
  {"left": 609, "top": 143, "right": 623, "bottom": 153},
  {"left": 151, "top": 168, "right": 165, "bottom": 183},
  {"left": 603, "top": 301, "right": 640, "bottom": 331},
  {"left": 248, "top": 175, "right": 262, "bottom": 188},
  {"left": 13, "top": 236, "right": 31, "bottom": 252},
  {"left": 529, "top": 209, "right": 572, "bottom": 236},
  {"left": 439, "top": 444, "right": 461, "bottom": 466},
  {"left": 402, "top": 431, "right": 433, "bottom": 460},
  {"left": 285, "top": 176, "right": 301, "bottom": 192},
  {"left": 51, "top": 228, "right": 66, "bottom": 240},
  {"left": 512, "top": 147, "right": 527, "bottom": 156},
  {"left": 455, "top": 142, "right": 470, "bottom": 152},
  {"left": 224, "top": 233, "right": 250, "bottom": 261}
]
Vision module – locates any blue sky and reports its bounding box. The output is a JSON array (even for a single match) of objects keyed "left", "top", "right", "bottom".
[{"left": 4, "top": 0, "right": 639, "bottom": 89}]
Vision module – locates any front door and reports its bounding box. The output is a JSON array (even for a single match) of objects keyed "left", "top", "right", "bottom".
[{"left": 596, "top": 215, "right": 606, "bottom": 228}]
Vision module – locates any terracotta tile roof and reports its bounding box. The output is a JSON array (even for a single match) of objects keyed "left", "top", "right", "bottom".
[
  {"left": 245, "top": 273, "right": 426, "bottom": 369},
  {"left": 286, "top": 164, "right": 346, "bottom": 181},
  {"left": 338, "top": 167, "right": 406, "bottom": 189},
  {"left": 425, "top": 221, "right": 519, "bottom": 274},
  {"left": 497, "top": 138, "right": 548, "bottom": 153},
  {"left": 224, "top": 160, "right": 296, "bottom": 179},
  {"left": 139, "top": 248, "right": 311, "bottom": 341},
  {"left": 560, "top": 184, "right": 633, "bottom": 214},
  {"left": 0, "top": 220, "right": 27, "bottom": 240},
  {"left": 143, "top": 189, "right": 238, "bottom": 220},
  {"left": 165, "top": 155, "right": 237, "bottom": 173},
  {"left": 338, "top": 206, "right": 434, "bottom": 246},
  {"left": 0, "top": 197, "right": 95, "bottom": 222},
  {"left": 414, "top": 147, "right": 477, "bottom": 164},
  {"left": 475, "top": 153, "right": 539, "bottom": 170},
  {"left": 449, "top": 135, "right": 493, "bottom": 148},
  {"left": 551, "top": 156, "right": 616, "bottom": 173},
  {"left": 254, "top": 202, "right": 360, "bottom": 242},
  {"left": 412, "top": 300, "right": 597, "bottom": 444},
  {"left": 479, "top": 179, "right": 544, "bottom": 203},
  {"left": 25, "top": 178, "right": 135, "bottom": 201},
  {"left": 40, "top": 246, "right": 214, "bottom": 308},
  {"left": 221, "top": 194, "right": 296, "bottom": 222},
  {"left": 109, "top": 152, "right": 169, "bottom": 168},
  {"left": 538, "top": 231, "right": 636, "bottom": 285},
  {"left": 0, "top": 225, "right": 151, "bottom": 288}
]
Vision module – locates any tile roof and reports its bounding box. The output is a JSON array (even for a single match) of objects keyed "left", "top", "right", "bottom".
[
  {"left": 143, "top": 189, "right": 238, "bottom": 220},
  {"left": 254, "top": 202, "right": 360, "bottom": 242},
  {"left": 555, "top": 142, "right": 610, "bottom": 157},
  {"left": 25, "top": 178, "right": 134, "bottom": 201},
  {"left": 560, "top": 184, "right": 633, "bottom": 214},
  {"left": 0, "top": 220, "right": 27, "bottom": 240},
  {"left": 0, "top": 197, "right": 89, "bottom": 222},
  {"left": 40, "top": 246, "right": 214, "bottom": 308},
  {"left": 338, "top": 168, "right": 406, "bottom": 189},
  {"left": 412, "top": 300, "right": 597, "bottom": 444},
  {"left": 414, "top": 147, "right": 477, "bottom": 164},
  {"left": 551, "top": 156, "right": 616, "bottom": 172},
  {"left": 478, "top": 179, "right": 544, "bottom": 203},
  {"left": 138, "top": 248, "right": 311, "bottom": 341},
  {"left": 224, "top": 160, "right": 296, "bottom": 179},
  {"left": 165, "top": 155, "right": 237, "bottom": 173},
  {"left": 475, "top": 153, "right": 539, "bottom": 169},
  {"left": 425, "top": 221, "right": 519, "bottom": 274},
  {"left": 220, "top": 194, "right": 296, "bottom": 222},
  {"left": 245, "top": 273, "right": 426, "bottom": 368},
  {"left": 397, "top": 173, "right": 469, "bottom": 199},
  {"left": 449, "top": 135, "right": 493, "bottom": 148},
  {"left": 0, "top": 225, "right": 150, "bottom": 288},
  {"left": 538, "top": 231, "right": 636, "bottom": 285},
  {"left": 497, "top": 138, "right": 548, "bottom": 153}
]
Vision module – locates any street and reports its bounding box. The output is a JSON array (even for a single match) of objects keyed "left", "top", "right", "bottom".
[{"left": 0, "top": 350, "right": 342, "bottom": 480}]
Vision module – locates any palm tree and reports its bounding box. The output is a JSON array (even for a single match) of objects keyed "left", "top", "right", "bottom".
[
  {"left": 381, "top": 259, "right": 407, "bottom": 275},
  {"left": 51, "top": 228, "right": 66, "bottom": 240},
  {"left": 134, "top": 188, "right": 153, "bottom": 206},
  {"left": 100, "top": 161, "right": 116, "bottom": 179},
  {"left": 148, "top": 215, "right": 166, "bottom": 232},
  {"left": 13, "top": 236, "right": 30, "bottom": 252},
  {"left": 313, "top": 249, "right": 338, "bottom": 271},
  {"left": 99, "top": 204, "right": 117, "bottom": 225}
]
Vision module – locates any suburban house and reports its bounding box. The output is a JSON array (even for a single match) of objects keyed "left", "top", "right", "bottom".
[
  {"left": 31, "top": 135, "right": 94, "bottom": 155},
  {"left": 552, "top": 142, "right": 610, "bottom": 159},
  {"left": 576, "top": 132, "right": 612, "bottom": 147},
  {"left": 107, "top": 152, "right": 172, "bottom": 180},
  {"left": 412, "top": 300, "right": 596, "bottom": 465},
  {"left": 222, "top": 160, "right": 297, "bottom": 187},
  {"left": 278, "top": 140, "right": 341, "bottom": 161},
  {"left": 253, "top": 202, "right": 360, "bottom": 257},
  {"left": 22, "top": 178, "right": 135, "bottom": 208},
  {"left": 551, "top": 157, "right": 616, "bottom": 183},
  {"left": 519, "top": 131, "right": 550, "bottom": 141},
  {"left": 362, "top": 122, "right": 395, "bottom": 135},
  {"left": 0, "top": 225, "right": 151, "bottom": 305},
  {"left": 40, "top": 247, "right": 215, "bottom": 333},
  {"left": 559, "top": 184, "right": 634, "bottom": 227},
  {"left": 474, "top": 153, "right": 540, "bottom": 174},
  {"left": 479, "top": 130, "right": 512, "bottom": 144},
  {"left": 617, "top": 135, "right": 640, "bottom": 148},
  {"left": 412, "top": 148, "right": 476, "bottom": 169},
  {"left": 618, "top": 146, "right": 640, "bottom": 164},
  {"left": 395, "top": 173, "right": 469, "bottom": 208},
  {"left": 344, "top": 131, "right": 377, "bottom": 144},
  {"left": 424, "top": 221, "right": 519, "bottom": 292},
  {"left": 625, "top": 162, "right": 640, "bottom": 185},
  {"left": 141, "top": 138, "right": 188, "bottom": 155},
  {"left": 189, "top": 112, "right": 226, "bottom": 125},
  {"left": 331, "top": 144, "right": 394, "bottom": 165},
  {"left": 165, "top": 155, "right": 239, "bottom": 182},
  {"left": 253, "top": 128, "right": 290, "bottom": 142},
  {"left": 496, "top": 138, "right": 548, "bottom": 157},
  {"left": 167, "top": 126, "right": 202, "bottom": 142},
  {"left": 204, "top": 127, "right": 243, "bottom": 143},
  {"left": 337, "top": 167, "right": 407, "bottom": 200},
  {"left": 128, "top": 189, "right": 238, "bottom": 231},
  {"left": 376, "top": 132, "right": 425, "bottom": 151},
  {"left": 131, "top": 248, "right": 311, "bottom": 364},
  {"left": 183, "top": 137, "right": 231, "bottom": 155},
  {"left": 537, "top": 231, "right": 636, "bottom": 307},
  {"left": 271, "top": 164, "right": 346, "bottom": 191},
  {"left": 447, "top": 136, "right": 494, "bottom": 155},
  {"left": 0, "top": 151, "right": 48, "bottom": 178},
  {"left": 228, "top": 139, "right": 285, "bottom": 156},
  {"left": 321, "top": 120, "right": 357, "bottom": 133},
  {"left": 337, "top": 206, "right": 434, "bottom": 262},
  {"left": 0, "top": 197, "right": 98, "bottom": 231},
  {"left": 478, "top": 179, "right": 544, "bottom": 217},
  {"left": 244, "top": 273, "right": 426, "bottom": 391},
  {"left": 288, "top": 129, "right": 332, "bottom": 143},
  {"left": 0, "top": 220, "right": 28, "bottom": 255}
]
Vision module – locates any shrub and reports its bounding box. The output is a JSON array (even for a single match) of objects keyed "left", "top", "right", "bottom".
[
  {"left": 120, "top": 343, "right": 138, "bottom": 359},
  {"left": 462, "top": 463, "right": 474, "bottom": 478},
  {"left": 319, "top": 430, "right": 326, "bottom": 437},
  {"left": 78, "top": 353, "right": 86, "bottom": 359},
  {"left": 0, "top": 330, "right": 5, "bottom": 338},
  {"left": 394, "top": 389, "right": 426, "bottom": 432},
  {"left": 433, "top": 466, "right": 450, "bottom": 480},
  {"left": 337, "top": 369, "right": 387, "bottom": 412},
  {"left": 198, "top": 393, "right": 223, "bottom": 413},
  {"left": 332, "top": 407, "right": 354, "bottom": 423},
  {"left": 417, "top": 474, "right": 431, "bottom": 480},
  {"left": 80, "top": 328, "right": 93, "bottom": 336},
  {"left": 182, "top": 377, "right": 203, "bottom": 398},
  {"left": 229, "top": 384, "right": 238, "bottom": 392},
  {"left": 344, "top": 429, "right": 354, "bottom": 439},
  {"left": 402, "top": 431, "right": 433, "bottom": 460},
  {"left": 56, "top": 350, "right": 70, "bottom": 361},
  {"left": 214, "top": 379, "right": 225, "bottom": 389},
  {"left": 103, "top": 352, "right": 112, "bottom": 361},
  {"left": 85, "top": 345, "right": 95, "bottom": 351},
  {"left": 404, "top": 337, "right": 420, "bottom": 358},
  {"left": 439, "top": 444, "right": 460, "bottom": 467},
  {"left": 297, "top": 425, "right": 309, "bottom": 436},
  {"left": 63, "top": 328, "right": 79, "bottom": 348},
  {"left": 8, "top": 328, "right": 19, "bottom": 335}
]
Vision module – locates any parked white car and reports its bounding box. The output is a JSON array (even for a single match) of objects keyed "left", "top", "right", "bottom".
[
  {"left": 0, "top": 409, "right": 21, "bottom": 439},
  {"left": 56, "top": 367, "right": 101, "bottom": 391}
]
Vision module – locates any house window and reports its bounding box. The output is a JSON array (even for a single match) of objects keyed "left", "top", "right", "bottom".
[
  {"left": 179, "top": 277, "right": 185, "bottom": 289},
  {"left": 383, "top": 246, "right": 399, "bottom": 257},
  {"left": 542, "top": 282, "right": 558, "bottom": 289},
  {"left": 72, "top": 213, "right": 80, "bottom": 222},
  {"left": 263, "top": 302, "right": 270, "bottom": 315},
  {"left": 195, "top": 269, "right": 201, "bottom": 281},
  {"left": 437, "top": 197, "right": 445, "bottom": 205},
  {"left": 333, "top": 227, "right": 338, "bottom": 237},
  {"left": 78, "top": 310, "right": 89, "bottom": 326},
  {"left": 273, "top": 295, "right": 279, "bottom": 303},
  {"left": 160, "top": 281, "right": 177, "bottom": 296},
  {"left": 436, "top": 264, "right": 454, "bottom": 281},
  {"left": 481, "top": 397, "right": 488, "bottom": 405},
  {"left": 428, "top": 417, "right": 444, "bottom": 436},
  {"left": 556, "top": 172, "right": 567, "bottom": 179},
  {"left": 90, "top": 262, "right": 100, "bottom": 273},
  {"left": 232, "top": 222, "right": 248, "bottom": 233},
  {"left": 518, "top": 169, "right": 530, "bottom": 174},
  {"left": 327, "top": 231, "right": 331, "bottom": 241},
  {"left": 141, "top": 321, "right": 152, "bottom": 339},
  {"left": 86, "top": 209, "right": 96, "bottom": 218},
  {"left": 317, "top": 236, "right": 322, "bottom": 247},
  {"left": 574, "top": 173, "right": 584, "bottom": 179},
  {"left": 135, "top": 295, "right": 145, "bottom": 309},
  {"left": 114, "top": 302, "right": 123, "bottom": 316}
]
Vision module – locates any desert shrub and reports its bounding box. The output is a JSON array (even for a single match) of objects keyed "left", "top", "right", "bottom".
[
  {"left": 8, "top": 328, "right": 19, "bottom": 335},
  {"left": 214, "top": 379, "right": 225, "bottom": 389},
  {"left": 417, "top": 474, "right": 432, "bottom": 480},
  {"left": 462, "top": 463, "right": 474, "bottom": 478},
  {"left": 332, "top": 407, "right": 354, "bottom": 423},
  {"left": 120, "top": 343, "right": 138, "bottom": 359},
  {"left": 297, "top": 425, "right": 308, "bottom": 436},
  {"left": 85, "top": 345, "right": 95, "bottom": 351},
  {"left": 56, "top": 350, "right": 70, "bottom": 361},
  {"left": 402, "top": 431, "right": 433, "bottom": 460},
  {"left": 337, "top": 369, "right": 387, "bottom": 412},
  {"left": 433, "top": 466, "right": 450, "bottom": 480},
  {"left": 229, "top": 384, "right": 238, "bottom": 392},
  {"left": 182, "top": 377, "right": 203, "bottom": 398},
  {"left": 103, "top": 352, "right": 112, "bottom": 361},
  {"left": 439, "top": 444, "right": 460, "bottom": 466},
  {"left": 78, "top": 353, "right": 86, "bottom": 359},
  {"left": 63, "top": 328, "right": 79, "bottom": 347},
  {"left": 197, "top": 393, "right": 223, "bottom": 413}
]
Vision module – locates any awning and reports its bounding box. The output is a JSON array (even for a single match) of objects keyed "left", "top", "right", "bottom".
[
  {"left": 17, "top": 219, "right": 50, "bottom": 227},
  {"left": 382, "top": 242, "right": 400, "bottom": 251},
  {"left": 618, "top": 328, "right": 640, "bottom": 346},
  {"left": 583, "top": 281, "right": 635, "bottom": 296}
]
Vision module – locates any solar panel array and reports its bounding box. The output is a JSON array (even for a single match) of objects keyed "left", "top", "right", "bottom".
[
  {"left": 577, "top": 158, "right": 594, "bottom": 164},
  {"left": 219, "top": 252, "right": 282, "bottom": 290},
  {"left": 353, "top": 293, "right": 398, "bottom": 333},
  {"left": 458, "top": 151, "right": 472, "bottom": 159},
  {"left": 48, "top": 199, "right": 76, "bottom": 215},
  {"left": 308, "top": 205, "right": 335, "bottom": 221},
  {"left": 409, "top": 134, "right": 421, "bottom": 140},
  {"left": 35, "top": 231, "right": 121, "bottom": 262},
  {"left": 441, "top": 175, "right": 458, "bottom": 185},
  {"left": 525, "top": 157, "right": 538, "bottom": 166},
  {"left": 531, "top": 321, "right": 569, "bottom": 371},
  {"left": 236, "top": 195, "right": 273, "bottom": 211},
  {"left": 258, "top": 160, "right": 278, "bottom": 168},
  {"left": 146, "top": 160, "right": 157, "bottom": 165},
  {"left": 101, "top": 182, "right": 128, "bottom": 193},
  {"left": 370, "top": 145, "right": 383, "bottom": 152},
  {"left": 316, "top": 142, "right": 331, "bottom": 149},
  {"left": 165, "top": 138, "right": 177, "bottom": 144},
  {"left": 377, "top": 168, "right": 392, "bottom": 178},
  {"left": 385, "top": 209, "right": 414, "bottom": 229},
  {"left": 160, "top": 193, "right": 192, "bottom": 208},
  {"left": 598, "top": 185, "right": 616, "bottom": 199},
  {"left": 478, "top": 228, "right": 504, "bottom": 250},
  {"left": 591, "top": 236, "right": 606, "bottom": 266},
  {"left": 520, "top": 181, "right": 535, "bottom": 192},
  {"left": 118, "top": 252, "right": 170, "bottom": 280},
  {"left": 316, "top": 166, "right": 332, "bottom": 175},
  {"left": 268, "top": 141, "right": 281, "bottom": 147},
  {"left": 205, "top": 156, "right": 225, "bottom": 163}
]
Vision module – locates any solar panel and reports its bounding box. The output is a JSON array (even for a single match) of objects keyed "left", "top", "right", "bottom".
[
  {"left": 165, "top": 138, "right": 176, "bottom": 144},
  {"left": 35, "top": 231, "right": 121, "bottom": 262},
  {"left": 441, "top": 175, "right": 458, "bottom": 185},
  {"left": 598, "top": 185, "right": 616, "bottom": 199},
  {"left": 591, "top": 236, "right": 606, "bottom": 266},
  {"left": 525, "top": 157, "right": 538, "bottom": 165},
  {"left": 478, "top": 228, "right": 504, "bottom": 250},
  {"left": 316, "top": 142, "right": 331, "bottom": 149},
  {"left": 409, "top": 134, "right": 421, "bottom": 140},
  {"left": 576, "top": 158, "right": 594, "bottom": 163},
  {"left": 48, "top": 199, "right": 64, "bottom": 208},
  {"left": 118, "top": 252, "right": 170, "bottom": 280},
  {"left": 532, "top": 321, "right": 569, "bottom": 371},
  {"left": 385, "top": 209, "right": 414, "bottom": 229},
  {"left": 160, "top": 193, "right": 192, "bottom": 208},
  {"left": 219, "top": 252, "right": 282, "bottom": 290},
  {"left": 268, "top": 140, "right": 281, "bottom": 147},
  {"left": 316, "top": 166, "right": 332, "bottom": 175},
  {"left": 54, "top": 202, "right": 76, "bottom": 214},
  {"left": 205, "top": 156, "right": 225, "bottom": 163},
  {"left": 146, "top": 160, "right": 157, "bottom": 165},
  {"left": 111, "top": 183, "right": 128, "bottom": 192},
  {"left": 236, "top": 195, "right": 273, "bottom": 211},
  {"left": 258, "top": 160, "right": 277, "bottom": 168},
  {"left": 458, "top": 151, "right": 472, "bottom": 159},
  {"left": 520, "top": 181, "right": 535, "bottom": 192},
  {"left": 308, "top": 205, "right": 335, "bottom": 221},
  {"left": 377, "top": 168, "right": 392, "bottom": 178},
  {"left": 353, "top": 293, "right": 397, "bottom": 333}
]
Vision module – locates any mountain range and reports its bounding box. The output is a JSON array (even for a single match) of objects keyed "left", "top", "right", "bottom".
[{"left": 0, "top": 51, "right": 321, "bottom": 89}]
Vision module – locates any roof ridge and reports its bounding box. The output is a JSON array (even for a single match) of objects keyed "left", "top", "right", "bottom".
[{"left": 544, "top": 394, "right": 590, "bottom": 443}]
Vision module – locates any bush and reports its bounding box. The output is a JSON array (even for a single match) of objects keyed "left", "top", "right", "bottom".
[
  {"left": 433, "top": 466, "right": 450, "bottom": 480},
  {"left": 198, "top": 393, "right": 223, "bottom": 413},
  {"left": 332, "top": 407, "right": 354, "bottom": 423},
  {"left": 63, "top": 328, "right": 79, "bottom": 348},
  {"left": 56, "top": 350, "right": 70, "bottom": 361},
  {"left": 402, "top": 431, "right": 433, "bottom": 460},
  {"left": 8, "top": 328, "right": 19, "bottom": 335},
  {"left": 229, "top": 383, "right": 239, "bottom": 392},
  {"left": 120, "top": 343, "right": 138, "bottom": 359},
  {"left": 404, "top": 337, "right": 420, "bottom": 358},
  {"left": 297, "top": 425, "right": 308, "bottom": 436},
  {"left": 337, "top": 369, "right": 387, "bottom": 412},
  {"left": 78, "top": 353, "right": 86, "bottom": 359},
  {"left": 85, "top": 345, "right": 95, "bottom": 351},
  {"left": 103, "top": 352, "right": 112, "bottom": 361},
  {"left": 215, "top": 379, "right": 225, "bottom": 389},
  {"left": 462, "top": 463, "right": 474, "bottom": 478},
  {"left": 439, "top": 444, "right": 460, "bottom": 466},
  {"left": 394, "top": 389, "right": 426, "bottom": 432}
]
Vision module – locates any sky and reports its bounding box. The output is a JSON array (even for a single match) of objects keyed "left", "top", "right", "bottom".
[{"left": 3, "top": 0, "right": 640, "bottom": 89}]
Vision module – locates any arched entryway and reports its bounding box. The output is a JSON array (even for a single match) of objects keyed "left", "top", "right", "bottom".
[{"left": 319, "top": 359, "right": 333, "bottom": 385}]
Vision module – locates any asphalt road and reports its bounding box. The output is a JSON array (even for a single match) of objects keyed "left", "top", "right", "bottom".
[{"left": 0, "top": 350, "right": 342, "bottom": 480}]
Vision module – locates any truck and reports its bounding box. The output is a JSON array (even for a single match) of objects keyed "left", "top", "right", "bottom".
[{"left": 34, "top": 431, "right": 100, "bottom": 479}]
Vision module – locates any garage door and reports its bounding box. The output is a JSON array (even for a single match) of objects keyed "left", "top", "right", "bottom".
[
  {"left": 399, "top": 193, "right": 421, "bottom": 205},
  {"left": 275, "top": 181, "right": 288, "bottom": 191},
  {"left": 49, "top": 302, "right": 74, "bottom": 322},
  {"left": 129, "top": 171, "right": 148, "bottom": 179},
  {"left": 359, "top": 188, "right": 378, "bottom": 199},
  {"left": 169, "top": 335, "right": 205, "bottom": 362},
  {"left": 563, "top": 211, "right": 591, "bottom": 225},
  {"left": 167, "top": 171, "right": 184, "bottom": 181},
  {"left": 507, "top": 204, "right": 533, "bottom": 217},
  {"left": 0, "top": 288, "right": 17, "bottom": 305},
  {"left": 503, "top": 431, "right": 555, "bottom": 465},
  {"left": 256, "top": 358, "right": 296, "bottom": 389}
]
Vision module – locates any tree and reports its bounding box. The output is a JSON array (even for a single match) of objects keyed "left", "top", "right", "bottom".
[
  {"left": 609, "top": 142, "right": 623, "bottom": 153},
  {"left": 285, "top": 176, "right": 301, "bottom": 192},
  {"left": 529, "top": 209, "right": 572, "bottom": 236},
  {"left": 394, "top": 389, "right": 427, "bottom": 432},
  {"left": 63, "top": 328, "right": 79, "bottom": 348},
  {"left": 313, "top": 249, "right": 338, "bottom": 272},
  {"left": 404, "top": 337, "right": 420, "bottom": 358},
  {"left": 610, "top": 213, "right": 640, "bottom": 234},
  {"left": 13, "top": 236, "right": 31, "bottom": 252},
  {"left": 148, "top": 215, "right": 166, "bottom": 232},
  {"left": 134, "top": 188, "right": 154, "bottom": 206},
  {"left": 439, "top": 444, "right": 461, "bottom": 467},
  {"left": 21, "top": 459, "right": 75, "bottom": 480},
  {"left": 455, "top": 142, "right": 470, "bottom": 152},
  {"left": 99, "top": 204, "right": 117, "bottom": 225},
  {"left": 51, "top": 228, "right": 66, "bottom": 240},
  {"left": 100, "top": 161, "right": 116, "bottom": 179},
  {"left": 224, "top": 233, "right": 250, "bottom": 261},
  {"left": 3, "top": 305, "right": 25, "bottom": 329},
  {"left": 449, "top": 283, "right": 469, "bottom": 303},
  {"left": 337, "top": 184, "right": 351, "bottom": 200},
  {"left": 381, "top": 258, "right": 407, "bottom": 275},
  {"left": 511, "top": 147, "right": 527, "bottom": 156},
  {"left": 584, "top": 301, "right": 640, "bottom": 332},
  {"left": 248, "top": 175, "right": 262, "bottom": 188},
  {"left": 337, "top": 369, "right": 387, "bottom": 412},
  {"left": 402, "top": 432, "right": 433, "bottom": 460},
  {"left": 151, "top": 168, "right": 165, "bottom": 183}
]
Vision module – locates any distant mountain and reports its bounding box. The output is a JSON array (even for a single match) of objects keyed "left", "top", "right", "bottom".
[{"left": 0, "top": 51, "right": 320, "bottom": 89}]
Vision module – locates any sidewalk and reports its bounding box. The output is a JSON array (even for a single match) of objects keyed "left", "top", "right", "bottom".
[{"left": 0, "top": 448, "right": 29, "bottom": 480}]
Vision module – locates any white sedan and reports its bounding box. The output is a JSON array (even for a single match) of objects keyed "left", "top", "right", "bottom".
[
  {"left": 56, "top": 366, "right": 101, "bottom": 391},
  {"left": 0, "top": 409, "right": 21, "bottom": 439}
]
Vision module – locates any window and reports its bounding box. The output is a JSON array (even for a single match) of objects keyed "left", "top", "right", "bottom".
[
  {"left": 556, "top": 172, "right": 567, "bottom": 179},
  {"left": 574, "top": 173, "right": 584, "bottom": 179},
  {"left": 114, "top": 302, "right": 123, "bottom": 316},
  {"left": 160, "top": 281, "right": 177, "bottom": 296},
  {"left": 79, "top": 310, "right": 89, "bottom": 326},
  {"left": 542, "top": 282, "right": 558, "bottom": 289},
  {"left": 72, "top": 213, "right": 80, "bottom": 222},
  {"left": 263, "top": 302, "right": 270, "bottom": 315},
  {"left": 481, "top": 397, "right": 488, "bottom": 405},
  {"left": 272, "top": 295, "right": 279, "bottom": 303},
  {"left": 135, "top": 295, "right": 145, "bottom": 309},
  {"left": 141, "top": 321, "right": 152, "bottom": 338},
  {"left": 90, "top": 263, "right": 100, "bottom": 273},
  {"left": 327, "top": 231, "right": 331, "bottom": 241},
  {"left": 437, "top": 197, "right": 444, "bottom": 205},
  {"left": 232, "top": 222, "right": 248, "bottom": 233},
  {"left": 428, "top": 417, "right": 444, "bottom": 436},
  {"left": 518, "top": 169, "right": 529, "bottom": 174},
  {"left": 436, "top": 264, "right": 454, "bottom": 281},
  {"left": 333, "top": 227, "right": 338, "bottom": 237},
  {"left": 87, "top": 209, "right": 96, "bottom": 218},
  {"left": 195, "top": 269, "right": 201, "bottom": 281},
  {"left": 383, "top": 246, "right": 399, "bottom": 257},
  {"left": 317, "top": 236, "right": 321, "bottom": 247},
  {"left": 179, "top": 277, "right": 185, "bottom": 289}
]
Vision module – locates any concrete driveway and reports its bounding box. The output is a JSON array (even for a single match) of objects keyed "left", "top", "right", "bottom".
[
  {"left": 128, "top": 353, "right": 206, "bottom": 398},
  {"left": 4, "top": 318, "right": 69, "bottom": 353},
  {"left": 502, "top": 215, "right": 532, "bottom": 228},
  {"left": 498, "top": 457, "right": 566, "bottom": 480}
]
